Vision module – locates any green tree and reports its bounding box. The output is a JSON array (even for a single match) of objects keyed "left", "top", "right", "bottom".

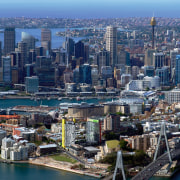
[{"left": 119, "top": 139, "right": 128, "bottom": 151}]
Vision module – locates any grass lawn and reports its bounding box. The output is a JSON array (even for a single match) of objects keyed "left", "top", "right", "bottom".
[
  {"left": 51, "top": 154, "right": 77, "bottom": 164},
  {"left": 106, "top": 140, "right": 120, "bottom": 149}
]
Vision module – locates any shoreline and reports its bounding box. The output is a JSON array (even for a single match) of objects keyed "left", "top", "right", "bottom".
[
  {"left": 0, "top": 157, "right": 102, "bottom": 179},
  {"left": 29, "top": 157, "right": 103, "bottom": 179}
]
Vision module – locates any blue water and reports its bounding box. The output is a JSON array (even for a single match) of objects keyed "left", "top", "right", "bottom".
[
  {"left": 0, "top": 163, "right": 98, "bottom": 180},
  {"left": 0, "top": 98, "right": 114, "bottom": 109},
  {"left": 0, "top": 28, "right": 84, "bottom": 49}
]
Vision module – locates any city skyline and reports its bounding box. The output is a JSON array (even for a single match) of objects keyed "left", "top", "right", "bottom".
[{"left": 1, "top": 0, "right": 180, "bottom": 18}]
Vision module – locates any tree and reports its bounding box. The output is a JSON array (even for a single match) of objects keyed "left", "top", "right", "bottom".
[
  {"left": 136, "top": 123, "right": 143, "bottom": 135},
  {"left": 119, "top": 139, "right": 128, "bottom": 151}
]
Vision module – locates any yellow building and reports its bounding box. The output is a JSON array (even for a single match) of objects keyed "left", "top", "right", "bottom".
[{"left": 62, "top": 119, "right": 65, "bottom": 148}]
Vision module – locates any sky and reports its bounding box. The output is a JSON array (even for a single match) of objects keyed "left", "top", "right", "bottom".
[{"left": 0, "top": 0, "right": 180, "bottom": 18}]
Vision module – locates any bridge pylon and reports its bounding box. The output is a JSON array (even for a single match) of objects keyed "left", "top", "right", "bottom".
[
  {"left": 113, "top": 151, "right": 126, "bottom": 180},
  {"left": 153, "top": 121, "right": 172, "bottom": 163}
]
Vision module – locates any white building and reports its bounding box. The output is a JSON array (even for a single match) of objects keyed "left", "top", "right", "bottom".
[
  {"left": 143, "top": 76, "right": 160, "bottom": 89},
  {"left": 126, "top": 80, "right": 151, "bottom": 91},
  {"left": 165, "top": 89, "right": 180, "bottom": 104},
  {"left": 1, "top": 138, "right": 29, "bottom": 160},
  {"left": 106, "top": 26, "right": 117, "bottom": 67}
]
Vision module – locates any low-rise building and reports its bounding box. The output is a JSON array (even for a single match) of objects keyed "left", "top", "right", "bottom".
[{"left": 36, "top": 144, "right": 57, "bottom": 156}]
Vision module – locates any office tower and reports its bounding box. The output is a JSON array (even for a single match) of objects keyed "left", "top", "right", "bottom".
[
  {"left": 67, "top": 38, "right": 75, "bottom": 57},
  {"left": 144, "top": 49, "right": 156, "bottom": 66},
  {"left": 35, "top": 56, "right": 55, "bottom": 86},
  {"left": 36, "top": 47, "right": 44, "bottom": 56},
  {"left": 155, "top": 67, "right": 169, "bottom": 86},
  {"left": 0, "top": 41, "right": 2, "bottom": 67},
  {"left": 95, "top": 49, "right": 110, "bottom": 72},
  {"left": 79, "top": 64, "right": 91, "bottom": 84},
  {"left": 63, "top": 38, "right": 75, "bottom": 63},
  {"left": 175, "top": 55, "right": 180, "bottom": 85},
  {"left": 117, "top": 50, "right": 130, "bottom": 66},
  {"left": 2, "top": 56, "right": 11, "bottom": 83},
  {"left": 132, "top": 66, "right": 139, "bottom": 80},
  {"left": 170, "top": 49, "right": 180, "bottom": 81},
  {"left": 101, "top": 66, "right": 112, "bottom": 80},
  {"left": 18, "top": 41, "right": 28, "bottom": 68},
  {"left": 25, "top": 76, "right": 39, "bottom": 93},
  {"left": 150, "top": 16, "right": 156, "bottom": 49},
  {"left": 153, "top": 52, "right": 166, "bottom": 69},
  {"left": 4, "top": 27, "right": 15, "bottom": 56},
  {"left": 73, "top": 68, "right": 79, "bottom": 83},
  {"left": 21, "top": 32, "right": 35, "bottom": 52},
  {"left": 41, "top": 28, "right": 51, "bottom": 54},
  {"left": 75, "top": 41, "right": 84, "bottom": 60},
  {"left": 84, "top": 43, "right": 89, "bottom": 63},
  {"left": 10, "top": 52, "right": 21, "bottom": 67},
  {"left": 144, "top": 66, "right": 155, "bottom": 77},
  {"left": 29, "top": 49, "right": 36, "bottom": 64},
  {"left": 86, "top": 118, "right": 101, "bottom": 144},
  {"left": 91, "top": 67, "right": 99, "bottom": 86},
  {"left": 106, "top": 26, "right": 117, "bottom": 67}
]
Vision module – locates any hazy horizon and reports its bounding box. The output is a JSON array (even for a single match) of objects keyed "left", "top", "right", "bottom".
[{"left": 0, "top": 0, "right": 180, "bottom": 18}]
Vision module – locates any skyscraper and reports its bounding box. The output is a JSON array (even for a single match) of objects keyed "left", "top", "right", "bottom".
[
  {"left": 21, "top": 32, "right": 36, "bottom": 51},
  {"left": 175, "top": 55, "right": 180, "bottom": 85},
  {"left": 18, "top": 41, "right": 28, "bottom": 68},
  {"left": 4, "top": 27, "right": 15, "bottom": 56},
  {"left": 106, "top": 26, "right": 117, "bottom": 68},
  {"left": 0, "top": 41, "right": 2, "bottom": 67},
  {"left": 41, "top": 28, "right": 51, "bottom": 54},
  {"left": 75, "top": 41, "right": 84, "bottom": 59}
]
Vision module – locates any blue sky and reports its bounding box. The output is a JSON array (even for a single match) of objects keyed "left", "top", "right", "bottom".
[{"left": 0, "top": 0, "right": 180, "bottom": 18}]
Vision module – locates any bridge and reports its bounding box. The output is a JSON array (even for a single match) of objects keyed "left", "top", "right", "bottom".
[
  {"left": 112, "top": 121, "right": 180, "bottom": 180},
  {"left": 131, "top": 148, "right": 180, "bottom": 180}
]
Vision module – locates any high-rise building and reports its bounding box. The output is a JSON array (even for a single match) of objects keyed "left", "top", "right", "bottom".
[
  {"left": 175, "top": 55, "right": 180, "bottom": 85},
  {"left": 106, "top": 26, "right": 117, "bottom": 67},
  {"left": 95, "top": 49, "right": 110, "bottom": 72},
  {"left": 79, "top": 64, "right": 91, "bottom": 84},
  {"left": 104, "top": 114, "right": 120, "bottom": 132},
  {"left": 62, "top": 119, "right": 76, "bottom": 148},
  {"left": 18, "top": 41, "right": 28, "bottom": 68},
  {"left": 153, "top": 52, "right": 166, "bottom": 69},
  {"left": 21, "top": 32, "right": 36, "bottom": 52},
  {"left": 155, "top": 67, "right": 169, "bottom": 86},
  {"left": 4, "top": 27, "right": 15, "bottom": 56},
  {"left": 144, "top": 49, "right": 156, "bottom": 66},
  {"left": 144, "top": 66, "right": 155, "bottom": 77},
  {"left": 170, "top": 49, "right": 180, "bottom": 81},
  {"left": 86, "top": 118, "right": 101, "bottom": 144},
  {"left": 0, "top": 41, "right": 2, "bottom": 67},
  {"left": 2, "top": 56, "right": 11, "bottom": 83},
  {"left": 10, "top": 52, "right": 21, "bottom": 67},
  {"left": 75, "top": 41, "right": 84, "bottom": 60},
  {"left": 25, "top": 76, "right": 39, "bottom": 93},
  {"left": 41, "top": 28, "right": 51, "bottom": 54}
]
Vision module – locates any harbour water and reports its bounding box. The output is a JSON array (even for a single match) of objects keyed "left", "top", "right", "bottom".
[
  {"left": 0, "top": 98, "right": 180, "bottom": 179},
  {"left": 0, "top": 28, "right": 85, "bottom": 49},
  {"left": 0, "top": 163, "right": 98, "bottom": 180},
  {"left": 0, "top": 98, "right": 113, "bottom": 109}
]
